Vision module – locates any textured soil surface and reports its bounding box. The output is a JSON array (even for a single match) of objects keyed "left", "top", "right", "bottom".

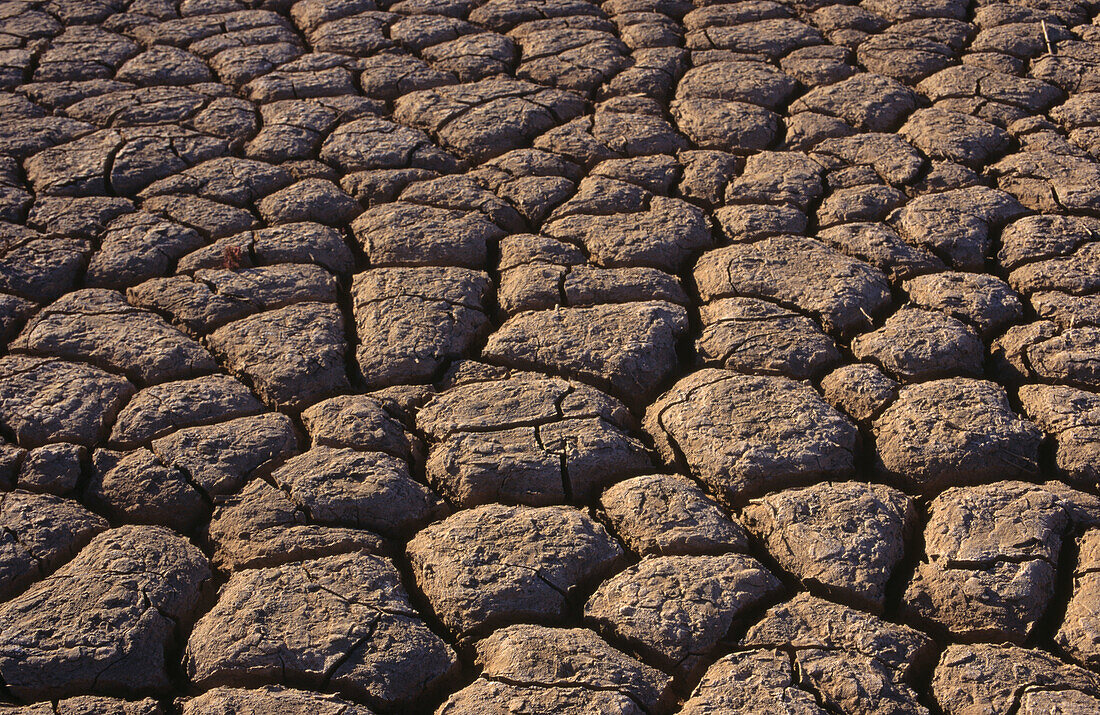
[{"left": 2, "top": 0, "right": 1100, "bottom": 712}]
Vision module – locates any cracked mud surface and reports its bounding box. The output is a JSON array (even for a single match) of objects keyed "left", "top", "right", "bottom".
[{"left": 2, "top": 0, "right": 1100, "bottom": 712}]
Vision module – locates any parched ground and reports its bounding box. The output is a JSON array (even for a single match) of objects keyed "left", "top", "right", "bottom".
[{"left": 2, "top": 0, "right": 1100, "bottom": 712}]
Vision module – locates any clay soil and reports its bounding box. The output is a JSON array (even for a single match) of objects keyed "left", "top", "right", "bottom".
[{"left": 2, "top": 0, "right": 1100, "bottom": 712}]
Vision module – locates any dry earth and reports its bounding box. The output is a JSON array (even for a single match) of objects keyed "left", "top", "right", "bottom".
[{"left": 1, "top": 0, "right": 1100, "bottom": 712}]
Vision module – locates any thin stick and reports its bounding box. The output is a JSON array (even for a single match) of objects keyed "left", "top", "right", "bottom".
[{"left": 1042, "top": 20, "right": 1055, "bottom": 56}]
